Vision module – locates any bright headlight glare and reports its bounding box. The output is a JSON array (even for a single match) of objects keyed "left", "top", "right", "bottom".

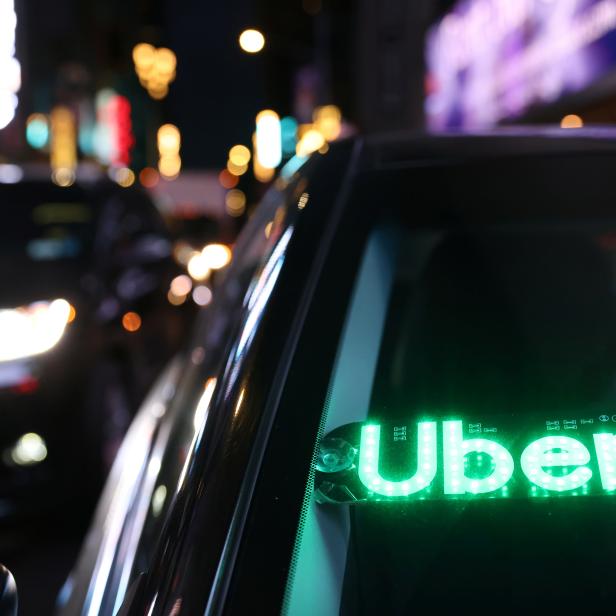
[{"left": 0, "top": 298, "right": 72, "bottom": 362}]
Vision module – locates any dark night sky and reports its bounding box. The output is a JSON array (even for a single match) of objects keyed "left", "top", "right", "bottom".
[
  {"left": 19, "top": 0, "right": 272, "bottom": 169},
  {"left": 164, "top": 0, "right": 266, "bottom": 169},
  {"left": 14, "top": 0, "right": 460, "bottom": 166}
]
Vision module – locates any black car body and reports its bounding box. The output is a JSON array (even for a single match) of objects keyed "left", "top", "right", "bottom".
[
  {"left": 0, "top": 174, "right": 183, "bottom": 518},
  {"left": 57, "top": 132, "right": 616, "bottom": 615}
]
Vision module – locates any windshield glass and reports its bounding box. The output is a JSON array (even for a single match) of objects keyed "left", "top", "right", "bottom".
[{"left": 286, "top": 220, "right": 616, "bottom": 613}]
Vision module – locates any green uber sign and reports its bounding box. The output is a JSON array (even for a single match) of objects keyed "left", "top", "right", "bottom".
[{"left": 314, "top": 418, "right": 616, "bottom": 504}]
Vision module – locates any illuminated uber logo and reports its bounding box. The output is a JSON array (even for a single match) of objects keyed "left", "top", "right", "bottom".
[
  {"left": 314, "top": 419, "right": 616, "bottom": 504},
  {"left": 358, "top": 421, "right": 616, "bottom": 497}
]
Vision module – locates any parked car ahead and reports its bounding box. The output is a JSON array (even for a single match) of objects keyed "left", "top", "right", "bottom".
[
  {"left": 55, "top": 131, "right": 616, "bottom": 615},
  {"left": 0, "top": 172, "right": 185, "bottom": 519}
]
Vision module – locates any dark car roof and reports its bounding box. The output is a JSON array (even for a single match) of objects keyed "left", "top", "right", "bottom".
[
  {"left": 363, "top": 126, "right": 616, "bottom": 159},
  {"left": 363, "top": 127, "right": 616, "bottom": 167}
]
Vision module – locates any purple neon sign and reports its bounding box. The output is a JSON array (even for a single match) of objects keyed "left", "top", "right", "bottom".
[{"left": 426, "top": 0, "right": 616, "bottom": 129}]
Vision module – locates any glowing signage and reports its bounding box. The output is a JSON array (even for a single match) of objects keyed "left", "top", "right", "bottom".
[
  {"left": 50, "top": 107, "right": 77, "bottom": 186},
  {"left": 315, "top": 417, "right": 616, "bottom": 504},
  {"left": 426, "top": 0, "right": 616, "bottom": 129},
  {"left": 109, "top": 95, "right": 133, "bottom": 167},
  {"left": 0, "top": 0, "right": 20, "bottom": 130},
  {"left": 93, "top": 89, "right": 134, "bottom": 167}
]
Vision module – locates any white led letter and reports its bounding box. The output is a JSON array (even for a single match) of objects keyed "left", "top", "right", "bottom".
[
  {"left": 358, "top": 422, "right": 437, "bottom": 497},
  {"left": 593, "top": 433, "right": 616, "bottom": 491},
  {"left": 521, "top": 436, "right": 591, "bottom": 492},
  {"left": 442, "top": 420, "right": 514, "bottom": 494}
]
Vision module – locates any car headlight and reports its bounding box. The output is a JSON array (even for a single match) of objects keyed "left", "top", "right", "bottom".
[{"left": 0, "top": 299, "right": 73, "bottom": 362}]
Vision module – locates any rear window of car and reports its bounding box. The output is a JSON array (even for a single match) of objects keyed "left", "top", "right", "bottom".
[
  {"left": 0, "top": 183, "right": 94, "bottom": 261},
  {"left": 284, "top": 218, "right": 616, "bottom": 613}
]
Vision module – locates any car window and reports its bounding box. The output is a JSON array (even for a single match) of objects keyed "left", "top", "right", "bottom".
[
  {"left": 111, "top": 145, "right": 355, "bottom": 616},
  {"left": 62, "top": 163, "right": 310, "bottom": 616},
  {"left": 125, "top": 177, "right": 296, "bottom": 576},
  {"left": 284, "top": 217, "right": 616, "bottom": 612}
]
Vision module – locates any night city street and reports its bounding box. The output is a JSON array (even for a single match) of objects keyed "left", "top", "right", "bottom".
[{"left": 4, "top": 0, "right": 616, "bottom": 614}]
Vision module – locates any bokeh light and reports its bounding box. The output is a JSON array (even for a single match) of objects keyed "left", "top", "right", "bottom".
[
  {"left": 158, "top": 123, "right": 181, "bottom": 154},
  {"left": 11, "top": 433, "right": 47, "bottom": 466},
  {"left": 296, "top": 128, "right": 326, "bottom": 156},
  {"left": 132, "top": 43, "right": 156, "bottom": 70},
  {"left": 227, "top": 160, "right": 248, "bottom": 176},
  {"left": 159, "top": 155, "right": 181, "bottom": 179},
  {"left": 255, "top": 109, "right": 282, "bottom": 168},
  {"left": 229, "top": 144, "right": 251, "bottom": 166},
  {"left": 239, "top": 29, "right": 265, "bottom": 53},
  {"left": 173, "top": 241, "right": 195, "bottom": 265},
  {"left": 167, "top": 289, "right": 187, "bottom": 306},
  {"left": 157, "top": 124, "right": 181, "bottom": 179},
  {"left": 202, "top": 243, "right": 232, "bottom": 270},
  {"left": 133, "top": 43, "right": 176, "bottom": 99},
  {"left": 192, "top": 285, "right": 213, "bottom": 306},
  {"left": 50, "top": 106, "right": 77, "bottom": 185},
  {"left": 219, "top": 169, "right": 239, "bottom": 189},
  {"left": 225, "top": 189, "right": 246, "bottom": 217},
  {"left": 122, "top": 311, "right": 142, "bottom": 332},
  {"left": 26, "top": 113, "right": 49, "bottom": 149},
  {"left": 187, "top": 252, "right": 210, "bottom": 281},
  {"left": 313, "top": 105, "right": 342, "bottom": 141},
  {"left": 114, "top": 167, "right": 136, "bottom": 187},
  {"left": 51, "top": 168, "right": 75, "bottom": 187},
  {"left": 561, "top": 114, "right": 584, "bottom": 128},
  {"left": 281, "top": 116, "right": 298, "bottom": 156},
  {"left": 140, "top": 167, "right": 160, "bottom": 188},
  {"left": 170, "top": 274, "right": 193, "bottom": 296}
]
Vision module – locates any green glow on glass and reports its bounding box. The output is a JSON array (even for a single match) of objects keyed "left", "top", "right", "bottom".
[
  {"left": 593, "top": 433, "right": 616, "bottom": 490},
  {"left": 520, "top": 436, "right": 591, "bottom": 492},
  {"left": 357, "top": 422, "right": 437, "bottom": 496},
  {"left": 442, "top": 420, "right": 514, "bottom": 494}
]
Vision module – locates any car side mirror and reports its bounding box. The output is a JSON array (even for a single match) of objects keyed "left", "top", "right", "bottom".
[{"left": 0, "top": 564, "right": 17, "bottom": 616}]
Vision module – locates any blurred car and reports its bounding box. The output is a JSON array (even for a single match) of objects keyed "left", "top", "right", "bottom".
[
  {"left": 54, "top": 131, "right": 616, "bottom": 615},
  {"left": 0, "top": 169, "right": 186, "bottom": 518}
]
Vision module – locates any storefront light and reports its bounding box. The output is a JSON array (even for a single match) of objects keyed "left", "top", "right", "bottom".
[{"left": 0, "top": 0, "right": 20, "bottom": 130}]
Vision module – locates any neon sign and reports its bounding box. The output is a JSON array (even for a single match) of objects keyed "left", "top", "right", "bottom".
[
  {"left": 426, "top": 0, "right": 616, "bottom": 129},
  {"left": 93, "top": 89, "right": 134, "bottom": 167},
  {"left": 315, "top": 418, "right": 616, "bottom": 504}
]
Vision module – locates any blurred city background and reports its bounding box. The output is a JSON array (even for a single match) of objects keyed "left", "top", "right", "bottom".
[{"left": 3, "top": 0, "right": 616, "bottom": 612}]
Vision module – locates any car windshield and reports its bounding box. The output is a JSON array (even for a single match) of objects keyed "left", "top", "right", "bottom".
[{"left": 286, "top": 215, "right": 616, "bottom": 613}]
